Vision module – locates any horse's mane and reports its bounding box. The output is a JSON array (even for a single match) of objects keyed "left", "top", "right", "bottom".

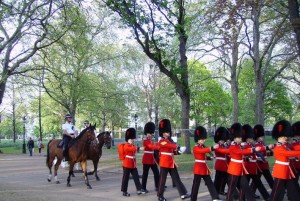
[
  {"left": 97, "top": 131, "right": 110, "bottom": 138},
  {"left": 72, "top": 124, "right": 96, "bottom": 142}
]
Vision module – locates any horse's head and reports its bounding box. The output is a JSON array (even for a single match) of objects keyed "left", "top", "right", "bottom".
[{"left": 97, "top": 131, "right": 112, "bottom": 149}]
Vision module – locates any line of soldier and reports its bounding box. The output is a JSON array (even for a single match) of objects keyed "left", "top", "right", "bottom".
[{"left": 121, "top": 118, "right": 300, "bottom": 201}]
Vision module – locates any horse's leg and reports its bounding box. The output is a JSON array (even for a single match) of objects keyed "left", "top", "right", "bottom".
[
  {"left": 67, "top": 162, "right": 74, "bottom": 187},
  {"left": 94, "top": 159, "right": 100, "bottom": 181},
  {"left": 54, "top": 157, "right": 62, "bottom": 184},
  {"left": 81, "top": 161, "right": 92, "bottom": 189},
  {"left": 47, "top": 156, "right": 53, "bottom": 182}
]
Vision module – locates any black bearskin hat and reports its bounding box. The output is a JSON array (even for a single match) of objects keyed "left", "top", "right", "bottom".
[
  {"left": 125, "top": 128, "right": 136, "bottom": 142},
  {"left": 159, "top": 119, "right": 172, "bottom": 137},
  {"left": 194, "top": 126, "right": 207, "bottom": 142},
  {"left": 292, "top": 121, "right": 300, "bottom": 137},
  {"left": 242, "top": 124, "right": 254, "bottom": 142},
  {"left": 272, "top": 120, "right": 291, "bottom": 139},
  {"left": 253, "top": 124, "right": 265, "bottom": 140},
  {"left": 230, "top": 123, "right": 243, "bottom": 139},
  {"left": 144, "top": 122, "right": 156, "bottom": 135},
  {"left": 214, "top": 126, "right": 229, "bottom": 143}
]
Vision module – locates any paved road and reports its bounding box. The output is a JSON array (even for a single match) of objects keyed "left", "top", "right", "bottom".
[{"left": 0, "top": 153, "right": 276, "bottom": 201}]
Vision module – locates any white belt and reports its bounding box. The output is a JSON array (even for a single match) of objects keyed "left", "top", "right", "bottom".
[
  {"left": 216, "top": 157, "right": 226, "bottom": 160},
  {"left": 195, "top": 159, "right": 206, "bottom": 163},
  {"left": 249, "top": 159, "right": 257, "bottom": 162},
  {"left": 125, "top": 155, "right": 135, "bottom": 159},
  {"left": 144, "top": 151, "right": 154, "bottom": 154},
  {"left": 161, "top": 152, "right": 173, "bottom": 156},
  {"left": 231, "top": 158, "right": 243, "bottom": 163},
  {"left": 275, "top": 160, "right": 289, "bottom": 165}
]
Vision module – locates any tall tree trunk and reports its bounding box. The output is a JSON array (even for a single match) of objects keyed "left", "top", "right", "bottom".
[
  {"left": 231, "top": 77, "right": 239, "bottom": 123},
  {"left": 288, "top": 0, "right": 300, "bottom": 59},
  {"left": 180, "top": 93, "right": 190, "bottom": 153},
  {"left": 255, "top": 78, "right": 265, "bottom": 125}
]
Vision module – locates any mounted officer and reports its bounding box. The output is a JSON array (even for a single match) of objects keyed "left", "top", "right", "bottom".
[{"left": 62, "top": 114, "right": 78, "bottom": 164}]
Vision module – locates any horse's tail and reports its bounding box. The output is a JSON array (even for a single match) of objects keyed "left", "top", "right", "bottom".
[{"left": 46, "top": 140, "right": 53, "bottom": 166}]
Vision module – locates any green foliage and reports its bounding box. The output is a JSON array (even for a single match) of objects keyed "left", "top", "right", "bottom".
[{"left": 189, "top": 61, "right": 232, "bottom": 126}]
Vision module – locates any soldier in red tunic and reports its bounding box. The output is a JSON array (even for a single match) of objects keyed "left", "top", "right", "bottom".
[
  {"left": 121, "top": 128, "right": 146, "bottom": 197},
  {"left": 269, "top": 120, "right": 300, "bottom": 201},
  {"left": 190, "top": 126, "right": 221, "bottom": 201},
  {"left": 225, "top": 123, "right": 262, "bottom": 201},
  {"left": 141, "top": 122, "right": 160, "bottom": 192},
  {"left": 213, "top": 126, "right": 230, "bottom": 196},
  {"left": 250, "top": 124, "right": 274, "bottom": 194},
  {"left": 291, "top": 121, "right": 300, "bottom": 190},
  {"left": 241, "top": 124, "right": 270, "bottom": 201},
  {"left": 156, "top": 119, "right": 190, "bottom": 201}
]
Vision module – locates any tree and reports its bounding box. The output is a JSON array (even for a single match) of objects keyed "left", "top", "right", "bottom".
[
  {"left": 287, "top": 0, "right": 300, "bottom": 59},
  {"left": 189, "top": 61, "right": 231, "bottom": 132},
  {"left": 189, "top": 0, "right": 248, "bottom": 123},
  {"left": 104, "top": 0, "right": 193, "bottom": 153},
  {"left": 0, "top": 0, "right": 71, "bottom": 105}
]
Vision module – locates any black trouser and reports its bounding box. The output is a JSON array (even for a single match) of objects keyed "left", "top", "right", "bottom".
[
  {"left": 214, "top": 170, "right": 228, "bottom": 194},
  {"left": 63, "top": 135, "right": 72, "bottom": 160},
  {"left": 121, "top": 167, "right": 142, "bottom": 192},
  {"left": 250, "top": 169, "right": 274, "bottom": 192},
  {"left": 157, "top": 166, "right": 187, "bottom": 198},
  {"left": 142, "top": 164, "right": 159, "bottom": 190},
  {"left": 226, "top": 174, "right": 255, "bottom": 201},
  {"left": 246, "top": 174, "right": 270, "bottom": 200},
  {"left": 191, "top": 174, "right": 219, "bottom": 201},
  {"left": 270, "top": 178, "right": 300, "bottom": 201}
]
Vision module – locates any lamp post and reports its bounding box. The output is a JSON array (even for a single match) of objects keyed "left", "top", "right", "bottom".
[
  {"left": 134, "top": 114, "right": 138, "bottom": 131},
  {"left": 22, "top": 116, "right": 26, "bottom": 154}
]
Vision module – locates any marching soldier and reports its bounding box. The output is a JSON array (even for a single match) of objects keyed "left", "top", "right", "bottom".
[
  {"left": 241, "top": 124, "right": 270, "bottom": 201},
  {"left": 250, "top": 124, "right": 274, "bottom": 193},
  {"left": 213, "top": 126, "right": 230, "bottom": 196},
  {"left": 225, "top": 123, "right": 262, "bottom": 201},
  {"left": 121, "top": 128, "right": 146, "bottom": 197},
  {"left": 291, "top": 121, "right": 300, "bottom": 185},
  {"left": 141, "top": 122, "right": 160, "bottom": 192},
  {"left": 156, "top": 119, "right": 190, "bottom": 201},
  {"left": 270, "top": 120, "right": 300, "bottom": 201},
  {"left": 190, "top": 126, "right": 221, "bottom": 201}
]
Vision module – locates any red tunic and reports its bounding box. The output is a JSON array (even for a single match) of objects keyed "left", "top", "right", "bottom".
[
  {"left": 291, "top": 140, "right": 300, "bottom": 170},
  {"left": 227, "top": 142, "right": 253, "bottom": 176},
  {"left": 122, "top": 143, "right": 137, "bottom": 168},
  {"left": 254, "top": 141, "right": 270, "bottom": 170},
  {"left": 272, "top": 142, "right": 300, "bottom": 179},
  {"left": 142, "top": 138, "right": 159, "bottom": 165},
  {"left": 193, "top": 144, "right": 212, "bottom": 175},
  {"left": 243, "top": 143, "right": 265, "bottom": 175},
  {"left": 157, "top": 138, "right": 178, "bottom": 168},
  {"left": 214, "top": 144, "right": 230, "bottom": 172}
]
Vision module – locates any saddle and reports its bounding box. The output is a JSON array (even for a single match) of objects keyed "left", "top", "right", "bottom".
[{"left": 57, "top": 140, "right": 64, "bottom": 148}]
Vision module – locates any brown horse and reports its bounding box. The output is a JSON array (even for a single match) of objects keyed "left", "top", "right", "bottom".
[
  {"left": 87, "top": 131, "right": 112, "bottom": 180},
  {"left": 46, "top": 124, "right": 97, "bottom": 189}
]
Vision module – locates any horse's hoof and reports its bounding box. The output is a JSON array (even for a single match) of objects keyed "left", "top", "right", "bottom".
[
  {"left": 96, "top": 177, "right": 100, "bottom": 181},
  {"left": 67, "top": 183, "right": 72, "bottom": 187},
  {"left": 87, "top": 172, "right": 93, "bottom": 175},
  {"left": 56, "top": 181, "right": 60, "bottom": 184},
  {"left": 87, "top": 185, "right": 92, "bottom": 189},
  {"left": 47, "top": 179, "right": 51, "bottom": 182}
]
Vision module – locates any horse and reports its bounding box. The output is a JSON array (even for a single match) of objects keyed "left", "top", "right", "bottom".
[
  {"left": 46, "top": 124, "right": 97, "bottom": 189},
  {"left": 87, "top": 131, "right": 112, "bottom": 180}
]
